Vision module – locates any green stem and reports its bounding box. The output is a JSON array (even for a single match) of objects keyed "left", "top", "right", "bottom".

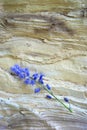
[
  {"left": 44, "top": 86, "right": 72, "bottom": 113},
  {"left": 31, "top": 77, "right": 72, "bottom": 113}
]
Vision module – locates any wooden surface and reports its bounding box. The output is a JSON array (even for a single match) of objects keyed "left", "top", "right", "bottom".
[{"left": 0, "top": 0, "right": 87, "bottom": 130}]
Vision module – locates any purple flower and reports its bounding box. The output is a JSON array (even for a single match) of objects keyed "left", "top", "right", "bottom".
[
  {"left": 39, "top": 73, "right": 44, "bottom": 80},
  {"left": 30, "top": 80, "right": 36, "bottom": 85},
  {"left": 14, "top": 64, "right": 20, "bottom": 69},
  {"left": 46, "top": 84, "right": 51, "bottom": 90},
  {"left": 24, "top": 68, "right": 30, "bottom": 77},
  {"left": 10, "top": 66, "right": 16, "bottom": 73},
  {"left": 10, "top": 64, "right": 21, "bottom": 75},
  {"left": 10, "top": 67, "right": 20, "bottom": 76},
  {"left": 18, "top": 67, "right": 23, "bottom": 73},
  {"left": 34, "top": 88, "right": 41, "bottom": 93},
  {"left": 10, "top": 64, "right": 72, "bottom": 113},
  {"left": 46, "top": 95, "right": 52, "bottom": 99},
  {"left": 32, "top": 73, "right": 39, "bottom": 80},
  {"left": 24, "top": 78, "right": 31, "bottom": 85},
  {"left": 38, "top": 73, "right": 44, "bottom": 84},
  {"left": 64, "top": 97, "right": 69, "bottom": 102},
  {"left": 39, "top": 79, "right": 44, "bottom": 84},
  {"left": 19, "top": 73, "right": 25, "bottom": 79},
  {"left": 15, "top": 70, "right": 20, "bottom": 76}
]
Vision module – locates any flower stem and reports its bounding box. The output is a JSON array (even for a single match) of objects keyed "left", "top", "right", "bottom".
[
  {"left": 31, "top": 77, "right": 72, "bottom": 113},
  {"left": 44, "top": 86, "right": 72, "bottom": 113}
]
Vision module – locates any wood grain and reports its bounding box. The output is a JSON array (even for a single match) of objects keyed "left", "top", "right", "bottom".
[{"left": 0, "top": 0, "right": 87, "bottom": 130}]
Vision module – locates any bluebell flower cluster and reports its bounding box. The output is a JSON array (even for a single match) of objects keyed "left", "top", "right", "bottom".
[
  {"left": 10, "top": 64, "right": 52, "bottom": 98},
  {"left": 10, "top": 64, "right": 30, "bottom": 79},
  {"left": 10, "top": 64, "right": 72, "bottom": 112}
]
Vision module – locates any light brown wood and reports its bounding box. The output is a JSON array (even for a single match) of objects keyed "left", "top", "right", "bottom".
[{"left": 0, "top": 0, "right": 87, "bottom": 129}]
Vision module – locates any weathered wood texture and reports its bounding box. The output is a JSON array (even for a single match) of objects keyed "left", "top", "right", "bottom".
[{"left": 0, "top": 0, "right": 87, "bottom": 130}]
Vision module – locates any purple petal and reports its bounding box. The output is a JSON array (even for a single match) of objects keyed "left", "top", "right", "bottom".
[
  {"left": 30, "top": 80, "right": 35, "bottom": 85},
  {"left": 34, "top": 88, "right": 41, "bottom": 93},
  {"left": 64, "top": 97, "right": 69, "bottom": 102},
  {"left": 10, "top": 67, "right": 20, "bottom": 76},
  {"left": 14, "top": 64, "right": 20, "bottom": 69},
  {"left": 19, "top": 73, "right": 25, "bottom": 79},
  {"left": 38, "top": 73, "right": 44, "bottom": 84},
  {"left": 24, "top": 78, "right": 30, "bottom": 84},
  {"left": 39, "top": 73, "right": 44, "bottom": 80},
  {"left": 10, "top": 66, "right": 16, "bottom": 72},
  {"left": 38, "top": 79, "right": 44, "bottom": 84},
  {"left": 46, "top": 95, "right": 52, "bottom": 99},
  {"left": 32, "top": 73, "right": 39, "bottom": 80},
  {"left": 15, "top": 70, "right": 20, "bottom": 75},
  {"left": 46, "top": 84, "right": 51, "bottom": 90}
]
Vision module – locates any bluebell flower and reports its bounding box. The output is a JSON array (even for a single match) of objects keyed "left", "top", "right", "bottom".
[
  {"left": 32, "top": 73, "right": 39, "bottom": 80},
  {"left": 15, "top": 70, "right": 21, "bottom": 76},
  {"left": 38, "top": 73, "right": 44, "bottom": 84},
  {"left": 10, "top": 67, "right": 19, "bottom": 76},
  {"left": 39, "top": 73, "right": 44, "bottom": 80},
  {"left": 14, "top": 64, "right": 20, "bottom": 69},
  {"left": 24, "top": 78, "right": 31, "bottom": 85},
  {"left": 30, "top": 80, "right": 36, "bottom": 85},
  {"left": 19, "top": 68, "right": 25, "bottom": 73},
  {"left": 19, "top": 73, "right": 25, "bottom": 79},
  {"left": 23, "top": 68, "right": 30, "bottom": 77},
  {"left": 10, "top": 66, "right": 17, "bottom": 73},
  {"left": 46, "top": 95, "right": 52, "bottom": 99},
  {"left": 10, "top": 64, "right": 21, "bottom": 75},
  {"left": 25, "top": 68, "right": 30, "bottom": 76},
  {"left": 46, "top": 84, "right": 51, "bottom": 90},
  {"left": 64, "top": 97, "right": 69, "bottom": 102},
  {"left": 17, "top": 67, "right": 23, "bottom": 73},
  {"left": 38, "top": 79, "right": 44, "bottom": 84},
  {"left": 34, "top": 88, "right": 41, "bottom": 93}
]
